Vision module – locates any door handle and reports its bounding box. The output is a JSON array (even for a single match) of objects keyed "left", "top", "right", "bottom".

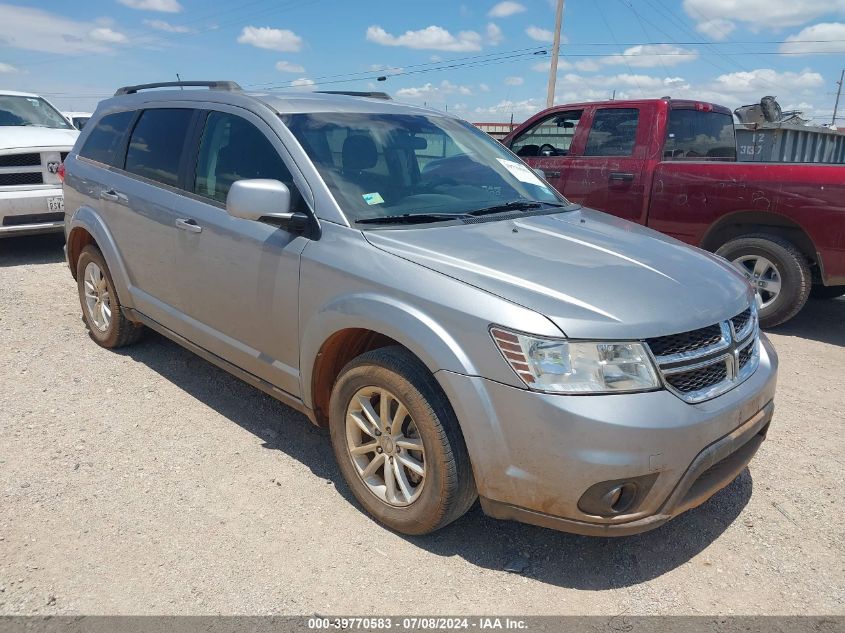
[
  {"left": 175, "top": 218, "right": 202, "bottom": 233},
  {"left": 100, "top": 189, "right": 120, "bottom": 201},
  {"left": 609, "top": 172, "right": 635, "bottom": 182},
  {"left": 545, "top": 171, "right": 561, "bottom": 179}
]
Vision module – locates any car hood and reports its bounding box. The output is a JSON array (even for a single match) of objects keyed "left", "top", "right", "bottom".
[
  {"left": 0, "top": 126, "right": 78, "bottom": 151},
  {"left": 363, "top": 207, "right": 753, "bottom": 339}
]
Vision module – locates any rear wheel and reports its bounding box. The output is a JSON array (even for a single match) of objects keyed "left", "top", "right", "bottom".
[
  {"left": 716, "top": 234, "right": 811, "bottom": 328},
  {"left": 328, "top": 346, "right": 476, "bottom": 535},
  {"left": 76, "top": 245, "right": 144, "bottom": 348},
  {"left": 810, "top": 284, "right": 845, "bottom": 300}
]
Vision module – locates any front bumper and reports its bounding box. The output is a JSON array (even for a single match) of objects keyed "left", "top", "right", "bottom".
[
  {"left": 0, "top": 186, "right": 65, "bottom": 237},
  {"left": 435, "top": 335, "right": 778, "bottom": 536}
]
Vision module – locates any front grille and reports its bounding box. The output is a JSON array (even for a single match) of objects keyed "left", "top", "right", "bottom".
[
  {"left": 0, "top": 172, "right": 43, "bottom": 186},
  {"left": 2, "top": 212, "right": 64, "bottom": 227},
  {"left": 60, "top": 152, "right": 69, "bottom": 162},
  {"left": 666, "top": 361, "right": 728, "bottom": 394},
  {"left": 647, "top": 305, "right": 759, "bottom": 403},
  {"left": 738, "top": 342, "right": 754, "bottom": 370},
  {"left": 0, "top": 153, "right": 40, "bottom": 167},
  {"left": 731, "top": 308, "right": 752, "bottom": 336},
  {"left": 646, "top": 324, "right": 723, "bottom": 357}
]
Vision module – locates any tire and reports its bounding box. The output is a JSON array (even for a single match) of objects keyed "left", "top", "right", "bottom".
[
  {"left": 810, "top": 284, "right": 845, "bottom": 300},
  {"left": 328, "top": 346, "right": 477, "bottom": 535},
  {"left": 716, "top": 234, "right": 811, "bottom": 329},
  {"left": 76, "top": 245, "right": 144, "bottom": 348}
]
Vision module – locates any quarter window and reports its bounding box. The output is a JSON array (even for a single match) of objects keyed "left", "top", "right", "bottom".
[
  {"left": 125, "top": 108, "right": 194, "bottom": 188},
  {"left": 78, "top": 111, "right": 135, "bottom": 167},
  {"left": 194, "top": 111, "right": 295, "bottom": 204},
  {"left": 510, "top": 111, "right": 583, "bottom": 157},
  {"left": 584, "top": 108, "right": 639, "bottom": 157}
]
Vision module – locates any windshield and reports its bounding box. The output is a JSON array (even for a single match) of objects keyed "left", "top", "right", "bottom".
[
  {"left": 0, "top": 95, "right": 74, "bottom": 129},
  {"left": 284, "top": 112, "right": 569, "bottom": 224}
]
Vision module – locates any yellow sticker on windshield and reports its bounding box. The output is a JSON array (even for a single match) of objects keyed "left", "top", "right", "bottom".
[{"left": 363, "top": 192, "right": 385, "bottom": 205}]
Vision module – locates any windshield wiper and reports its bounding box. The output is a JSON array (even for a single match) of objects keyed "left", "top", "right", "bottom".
[
  {"left": 356, "top": 213, "right": 468, "bottom": 225},
  {"left": 467, "top": 200, "right": 567, "bottom": 217}
]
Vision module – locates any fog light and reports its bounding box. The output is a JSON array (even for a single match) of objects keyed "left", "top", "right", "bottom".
[{"left": 578, "top": 473, "right": 658, "bottom": 517}]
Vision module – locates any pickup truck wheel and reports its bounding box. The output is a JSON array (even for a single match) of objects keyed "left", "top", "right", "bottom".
[
  {"left": 328, "top": 346, "right": 477, "bottom": 535},
  {"left": 76, "top": 245, "right": 144, "bottom": 348},
  {"left": 810, "top": 285, "right": 845, "bottom": 300},
  {"left": 716, "top": 234, "right": 810, "bottom": 328}
]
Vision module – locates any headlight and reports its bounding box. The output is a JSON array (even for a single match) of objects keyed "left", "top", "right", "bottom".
[{"left": 490, "top": 327, "right": 661, "bottom": 394}]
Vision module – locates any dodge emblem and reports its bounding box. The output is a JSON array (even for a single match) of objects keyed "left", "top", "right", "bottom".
[{"left": 47, "top": 161, "right": 60, "bottom": 174}]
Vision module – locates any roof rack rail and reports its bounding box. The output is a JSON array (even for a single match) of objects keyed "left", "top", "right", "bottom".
[
  {"left": 114, "top": 80, "right": 242, "bottom": 96},
  {"left": 315, "top": 90, "right": 392, "bottom": 100}
]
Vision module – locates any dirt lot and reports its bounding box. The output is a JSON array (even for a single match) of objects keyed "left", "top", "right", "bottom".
[{"left": 1, "top": 233, "right": 843, "bottom": 616}]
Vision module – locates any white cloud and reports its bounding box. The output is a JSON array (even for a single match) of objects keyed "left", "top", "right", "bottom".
[
  {"left": 0, "top": 5, "right": 129, "bottom": 54},
  {"left": 601, "top": 44, "right": 699, "bottom": 68},
  {"left": 366, "top": 25, "right": 482, "bottom": 52},
  {"left": 237, "top": 26, "right": 303, "bottom": 52},
  {"left": 683, "top": 0, "right": 845, "bottom": 29},
  {"left": 291, "top": 78, "right": 315, "bottom": 90},
  {"left": 711, "top": 68, "right": 823, "bottom": 92},
  {"left": 143, "top": 18, "right": 191, "bottom": 33},
  {"left": 694, "top": 18, "right": 736, "bottom": 40},
  {"left": 525, "top": 25, "right": 554, "bottom": 43},
  {"left": 488, "top": 1, "right": 526, "bottom": 18},
  {"left": 396, "top": 79, "right": 473, "bottom": 100},
  {"left": 276, "top": 60, "right": 305, "bottom": 73},
  {"left": 486, "top": 22, "right": 503, "bottom": 45},
  {"left": 479, "top": 83, "right": 491, "bottom": 92},
  {"left": 89, "top": 27, "right": 129, "bottom": 44},
  {"left": 475, "top": 98, "right": 544, "bottom": 116},
  {"left": 0, "top": 62, "right": 18, "bottom": 73},
  {"left": 504, "top": 76, "right": 524, "bottom": 86},
  {"left": 780, "top": 22, "right": 845, "bottom": 54},
  {"left": 118, "top": 0, "right": 182, "bottom": 12}
]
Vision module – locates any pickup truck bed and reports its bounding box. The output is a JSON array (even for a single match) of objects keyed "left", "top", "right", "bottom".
[{"left": 504, "top": 98, "right": 845, "bottom": 327}]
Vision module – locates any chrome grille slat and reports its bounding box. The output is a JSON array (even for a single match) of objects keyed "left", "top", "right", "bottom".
[{"left": 646, "top": 304, "right": 760, "bottom": 403}]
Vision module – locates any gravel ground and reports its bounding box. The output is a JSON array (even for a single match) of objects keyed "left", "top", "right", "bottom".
[{"left": 1, "top": 233, "right": 843, "bottom": 616}]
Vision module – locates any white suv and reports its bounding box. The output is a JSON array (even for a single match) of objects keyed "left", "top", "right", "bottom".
[{"left": 0, "top": 90, "right": 79, "bottom": 237}]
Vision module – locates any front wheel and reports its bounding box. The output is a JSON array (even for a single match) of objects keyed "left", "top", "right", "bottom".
[
  {"left": 328, "top": 346, "right": 477, "bottom": 535},
  {"left": 716, "top": 234, "right": 811, "bottom": 328}
]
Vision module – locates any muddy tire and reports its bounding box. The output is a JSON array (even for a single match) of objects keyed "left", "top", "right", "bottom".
[
  {"left": 76, "top": 245, "right": 144, "bottom": 348},
  {"left": 328, "top": 346, "right": 477, "bottom": 535},
  {"left": 716, "top": 234, "right": 811, "bottom": 329}
]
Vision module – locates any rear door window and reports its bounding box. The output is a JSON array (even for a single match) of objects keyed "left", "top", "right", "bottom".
[
  {"left": 125, "top": 108, "right": 194, "bottom": 188},
  {"left": 78, "top": 111, "right": 135, "bottom": 167},
  {"left": 664, "top": 109, "right": 736, "bottom": 160},
  {"left": 584, "top": 108, "right": 639, "bottom": 156}
]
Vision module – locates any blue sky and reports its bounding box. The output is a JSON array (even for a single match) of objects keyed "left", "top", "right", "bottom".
[{"left": 1, "top": 0, "right": 844, "bottom": 123}]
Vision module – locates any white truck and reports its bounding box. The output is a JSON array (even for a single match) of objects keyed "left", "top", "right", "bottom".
[{"left": 0, "top": 90, "right": 79, "bottom": 237}]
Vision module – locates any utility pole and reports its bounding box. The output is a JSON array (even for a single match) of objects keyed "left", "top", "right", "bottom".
[
  {"left": 546, "top": 0, "right": 565, "bottom": 108},
  {"left": 833, "top": 68, "right": 844, "bottom": 127}
]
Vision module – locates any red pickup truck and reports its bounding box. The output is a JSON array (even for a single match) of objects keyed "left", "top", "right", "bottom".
[{"left": 502, "top": 98, "right": 845, "bottom": 327}]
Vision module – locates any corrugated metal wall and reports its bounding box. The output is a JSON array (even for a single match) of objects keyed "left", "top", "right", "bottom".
[{"left": 736, "top": 124, "right": 845, "bottom": 163}]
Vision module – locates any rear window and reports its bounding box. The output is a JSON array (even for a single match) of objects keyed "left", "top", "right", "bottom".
[
  {"left": 125, "top": 108, "right": 194, "bottom": 187},
  {"left": 584, "top": 108, "right": 639, "bottom": 157},
  {"left": 664, "top": 109, "right": 736, "bottom": 161},
  {"left": 78, "top": 111, "right": 135, "bottom": 166}
]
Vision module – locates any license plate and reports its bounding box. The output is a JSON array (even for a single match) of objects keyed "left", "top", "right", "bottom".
[{"left": 47, "top": 196, "right": 64, "bottom": 212}]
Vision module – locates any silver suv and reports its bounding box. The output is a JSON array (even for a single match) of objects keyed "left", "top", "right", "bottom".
[{"left": 63, "top": 81, "right": 778, "bottom": 536}]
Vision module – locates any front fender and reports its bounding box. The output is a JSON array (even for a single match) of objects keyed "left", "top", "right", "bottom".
[
  {"left": 67, "top": 206, "right": 135, "bottom": 310},
  {"left": 299, "top": 291, "right": 480, "bottom": 409}
]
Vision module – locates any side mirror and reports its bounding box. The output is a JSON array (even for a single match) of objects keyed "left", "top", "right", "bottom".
[{"left": 226, "top": 179, "right": 310, "bottom": 234}]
